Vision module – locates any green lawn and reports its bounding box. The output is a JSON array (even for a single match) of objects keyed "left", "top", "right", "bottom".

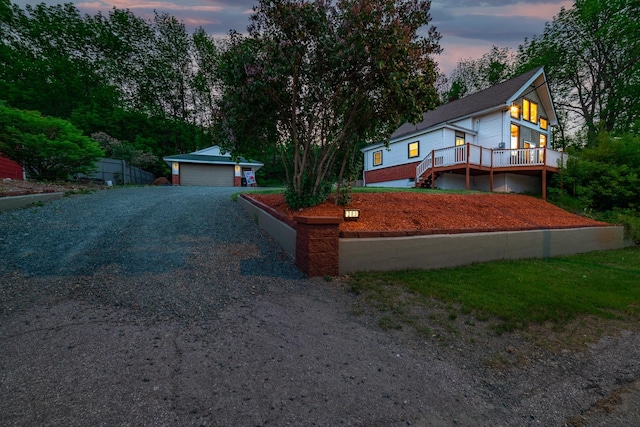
[{"left": 349, "top": 246, "right": 640, "bottom": 333}]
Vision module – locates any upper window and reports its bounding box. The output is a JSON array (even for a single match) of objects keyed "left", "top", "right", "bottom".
[
  {"left": 510, "top": 104, "right": 520, "bottom": 119},
  {"left": 522, "top": 99, "right": 538, "bottom": 124},
  {"left": 455, "top": 131, "right": 465, "bottom": 146},
  {"left": 408, "top": 142, "right": 419, "bottom": 158},
  {"left": 540, "top": 117, "right": 548, "bottom": 130},
  {"left": 373, "top": 150, "right": 382, "bottom": 166}
]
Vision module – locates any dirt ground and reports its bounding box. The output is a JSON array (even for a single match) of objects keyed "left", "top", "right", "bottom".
[
  {"left": 249, "top": 192, "right": 607, "bottom": 234},
  {"left": 1, "top": 183, "right": 639, "bottom": 426},
  {"left": 0, "top": 177, "right": 107, "bottom": 197}
]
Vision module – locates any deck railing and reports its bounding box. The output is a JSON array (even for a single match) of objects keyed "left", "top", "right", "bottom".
[{"left": 416, "top": 143, "right": 567, "bottom": 182}]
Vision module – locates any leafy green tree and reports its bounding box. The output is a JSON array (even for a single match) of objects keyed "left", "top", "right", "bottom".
[
  {"left": 191, "top": 27, "right": 219, "bottom": 129},
  {"left": 215, "top": 0, "right": 441, "bottom": 208},
  {"left": 90, "top": 132, "right": 158, "bottom": 169},
  {"left": 555, "top": 132, "right": 640, "bottom": 211},
  {"left": 442, "top": 46, "right": 516, "bottom": 102},
  {"left": 0, "top": 2, "right": 117, "bottom": 118},
  {"left": 517, "top": 0, "right": 640, "bottom": 141},
  {"left": 0, "top": 104, "right": 104, "bottom": 180}
]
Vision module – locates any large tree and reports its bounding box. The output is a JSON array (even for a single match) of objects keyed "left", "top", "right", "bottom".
[
  {"left": 214, "top": 0, "right": 441, "bottom": 208},
  {"left": 517, "top": 0, "right": 640, "bottom": 141},
  {"left": 442, "top": 46, "right": 517, "bottom": 102}
]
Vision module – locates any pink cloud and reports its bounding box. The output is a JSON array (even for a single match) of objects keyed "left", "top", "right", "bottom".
[
  {"left": 460, "top": 1, "right": 573, "bottom": 19},
  {"left": 98, "top": 0, "right": 223, "bottom": 12}
]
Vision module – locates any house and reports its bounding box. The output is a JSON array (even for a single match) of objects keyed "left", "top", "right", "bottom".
[
  {"left": 0, "top": 154, "right": 24, "bottom": 180},
  {"left": 361, "top": 67, "right": 566, "bottom": 199},
  {"left": 163, "top": 146, "right": 264, "bottom": 187}
]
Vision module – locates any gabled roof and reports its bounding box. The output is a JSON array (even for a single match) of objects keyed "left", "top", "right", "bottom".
[
  {"left": 163, "top": 145, "right": 263, "bottom": 167},
  {"left": 390, "top": 67, "right": 553, "bottom": 141}
]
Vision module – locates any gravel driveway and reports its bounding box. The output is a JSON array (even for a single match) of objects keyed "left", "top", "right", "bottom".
[{"left": 1, "top": 186, "right": 639, "bottom": 426}]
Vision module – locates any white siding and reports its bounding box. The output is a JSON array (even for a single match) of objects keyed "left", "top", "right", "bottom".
[
  {"left": 451, "top": 118, "right": 473, "bottom": 129},
  {"left": 434, "top": 173, "right": 469, "bottom": 190},
  {"left": 476, "top": 113, "right": 503, "bottom": 148},
  {"left": 474, "top": 173, "right": 541, "bottom": 194},
  {"left": 366, "top": 178, "right": 414, "bottom": 188}
]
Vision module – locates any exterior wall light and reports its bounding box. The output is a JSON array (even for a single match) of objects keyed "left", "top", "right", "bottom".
[{"left": 343, "top": 208, "right": 360, "bottom": 221}]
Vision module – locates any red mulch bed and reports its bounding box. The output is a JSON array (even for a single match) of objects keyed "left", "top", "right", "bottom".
[{"left": 244, "top": 192, "right": 609, "bottom": 238}]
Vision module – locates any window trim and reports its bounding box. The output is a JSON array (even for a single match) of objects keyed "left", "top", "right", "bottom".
[
  {"left": 408, "top": 141, "right": 419, "bottom": 158},
  {"left": 373, "top": 150, "right": 383, "bottom": 166}
]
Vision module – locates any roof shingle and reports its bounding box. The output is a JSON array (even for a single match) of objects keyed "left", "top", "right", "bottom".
[{"left": 390, "top": 67, "right": 543, "bottom": 140}]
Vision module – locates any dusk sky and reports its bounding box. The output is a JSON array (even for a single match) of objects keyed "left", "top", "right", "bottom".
[{"left": 11, "top": 0, "right": 573, "bottom": 74}]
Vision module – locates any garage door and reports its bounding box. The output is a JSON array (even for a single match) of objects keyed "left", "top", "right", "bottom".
[{"left": 180, "top": 164, "right": 234, "bottom": 186}]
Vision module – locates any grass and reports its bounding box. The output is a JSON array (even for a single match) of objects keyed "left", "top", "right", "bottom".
[{"left": 349, "top": 246, "right": 640, "bottom": 334}]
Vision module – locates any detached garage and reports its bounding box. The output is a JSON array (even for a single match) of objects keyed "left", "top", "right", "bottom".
[{"left": 163, "top": 146, "right": 263, "bottom": 187}]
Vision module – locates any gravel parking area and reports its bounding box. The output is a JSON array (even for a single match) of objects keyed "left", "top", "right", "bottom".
[{"left": 1, "top": 186, "right": 639, "bottom": 426}]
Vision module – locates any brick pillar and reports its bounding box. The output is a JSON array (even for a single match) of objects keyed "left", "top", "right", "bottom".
[
  {"left": 172, "top": 174, "right": 180, "bottom": 185},
  {"left": 234, "top": 176, "right": 241, "bottom": 187},
  {"left": 294, "top": 216, "right": 342, "bottom": 277}
]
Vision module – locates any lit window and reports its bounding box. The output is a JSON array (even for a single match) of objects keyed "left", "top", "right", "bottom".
[
  {"left": 531, "top": 102, "right": 538, "bottom": 124},
  {"left": 510, "top": 104, "right": 520, "bottom": 119},
  {"left": 455, "top": 131, "right": 465, "bottom": 146},
  {"left": 511, "top": 124, "right": 520, "bottom": 149},
  {"left": 373, "top": 150, "right": 382, "bottom": 166},
  {"left": 540, "top": 117, "right": 548, "bottom": 130},
  {"left": 522, "top": 99, "right": 538, "bottom": 124},
  {"left": 540, "top": 134, "right": 547, "bottom": 147},
  {"left": 408, "top": 142, "right": 419, "bottom": 158}
]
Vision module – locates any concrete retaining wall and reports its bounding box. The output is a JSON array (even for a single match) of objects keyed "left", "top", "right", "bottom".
[
  {"left": 238, "top": 194, "right": 631, "bottom": 276},
  {"left": 339, "top": 226, "right": 629, "bottom": 275},
  {"left": 0, "top": 192, "right": 64, "bottom": 212},
  {"left": 237, "top": 195, "right": 296, "bottom": 257}
]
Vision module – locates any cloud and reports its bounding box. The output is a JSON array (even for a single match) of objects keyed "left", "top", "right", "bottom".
[
  {"left": 12, "top": 0, "right": 571, "bottom": 74},
  {"left": 430, "top": 0, "right": 572, "bottom": 73}
]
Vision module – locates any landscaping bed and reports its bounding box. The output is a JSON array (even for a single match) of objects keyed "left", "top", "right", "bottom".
[
  {"left": 248, "top": 192, "right": 608, "bottom": 237},
  {"left": 0, "top": 178, "right": 102, "bottom": 197}
]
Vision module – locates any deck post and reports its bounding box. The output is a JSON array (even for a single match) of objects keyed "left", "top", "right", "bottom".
[
  {"left": 489, "top": 148, "right": 494, "bottom": 192},
  {"left": 542, "top": 147, "right": 547, "bottom": 200},
  {"left": 431, "top": 149, "right": 435, "bottom": 189},
  {"left": 465, "top": 143, "right": 470, "bottom": 190}
]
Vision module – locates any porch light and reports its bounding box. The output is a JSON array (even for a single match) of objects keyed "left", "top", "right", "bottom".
[{"left": 343, "top": 208, "right": 360, "bottom": 221}]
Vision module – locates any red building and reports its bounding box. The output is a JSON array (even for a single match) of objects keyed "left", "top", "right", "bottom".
[{"left": 0, "top": 155, "right": 23, "bottom": 180}]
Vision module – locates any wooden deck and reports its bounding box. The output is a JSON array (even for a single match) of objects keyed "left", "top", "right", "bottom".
[{"left": 416, "top": 143, "right": 568, "bottom": 199}]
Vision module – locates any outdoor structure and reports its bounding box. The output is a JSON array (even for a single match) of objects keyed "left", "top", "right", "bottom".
[
  {"left": 0, "top": 154, "right": 24, "bottom": 180},
  {"left": 361, "top": 67, "right": 565, "bottom": 199},
  {"left": 163, "top": 146, "right": 263, "bottom": 187},
  {"left": 77, "top": 158, "right": 155, "bottom": 185},
  {"left": 238, "top": 195, "right": 631, "bottom": 277}
]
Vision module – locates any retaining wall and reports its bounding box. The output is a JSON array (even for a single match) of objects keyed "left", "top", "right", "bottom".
[
  {"left": 238, "top": 194, "right": 631, "bottom": 277},
  {"left": 339, "top": 226, "right": 628, "bottom": 275}
]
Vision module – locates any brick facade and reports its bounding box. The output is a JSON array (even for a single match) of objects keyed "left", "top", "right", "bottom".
[
  {"left": 364, "top": 161, "right": 418, "bottom": 184},
  {"left": 294, "top": 216, "right": 341, "bottom": 277}
]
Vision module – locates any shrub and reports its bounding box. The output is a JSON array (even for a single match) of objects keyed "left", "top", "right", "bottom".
[{"left": 0, "top": 105, "right": 104, "bottom": 181}]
